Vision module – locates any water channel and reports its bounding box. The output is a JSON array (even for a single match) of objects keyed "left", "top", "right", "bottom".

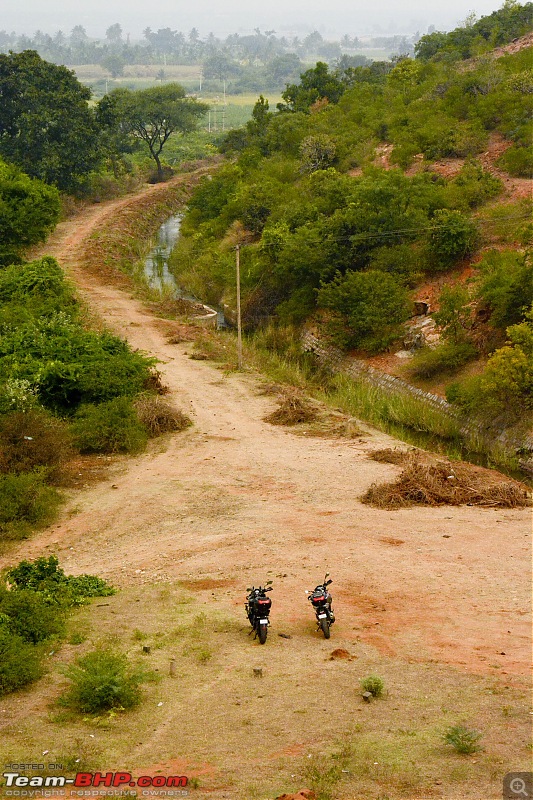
[{"left": 144, "top": 213, "right": 225, "bottom": 327}]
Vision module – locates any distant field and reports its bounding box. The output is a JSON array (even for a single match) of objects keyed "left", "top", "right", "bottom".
[{"left": 71, "top": 64, "right": 280, "bottom": 129}]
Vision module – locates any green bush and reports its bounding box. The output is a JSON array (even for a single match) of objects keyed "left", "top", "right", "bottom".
[
  {"left": 72, "top": 397, "right": 148, "bottom": 454},
  {"left": 0, "top": 627, "right": 43, "bottom": 696},
  {"left": 443, "top": 724, "right": 483, "bottom": 754},
  {"left": 446, "top": 316, "right": 533, "bottom": 418},
  {"left": 60, "top": 649, "right": 145, "bottom": 713},
  {"left": 497, "top": 144, "right": 533, "bottom": 178},
  {"left": 408, "top": 342, "right": 478, "bottom": 379},
  {"left": 0, "top": 587, "right": 65, "bottom": 643},
  {"left": 317, "top": 270, "right": 410, "bottom": 352},
  {"left": 0, "top": 408, "right": 72, "bottom": 481},
  {"left": 476, "top": 250, "right": 533, "bottom": 329},
  {"left": 6, "top": 555, "right": 115, "bottom": 607},
  {"left": 428, "top": 210, "right": 479, "bottom": 268},
  {"left": 0, "top": 471, "right": 62, "bottom": 540},
  {"left": 444, "top": 161, "right": 502, "bottom": 209},
  {"left": 361, "top": 675, "right": 385, "bottom": 697}
]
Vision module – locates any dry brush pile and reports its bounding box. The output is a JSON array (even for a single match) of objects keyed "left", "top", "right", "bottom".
[{"left": 362, "top": 452, "right": 530, "bottom": 509}]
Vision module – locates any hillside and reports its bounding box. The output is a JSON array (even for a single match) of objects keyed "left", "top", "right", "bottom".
[{"left": 168, "top": 4, "right": 532, "bottom": 466}]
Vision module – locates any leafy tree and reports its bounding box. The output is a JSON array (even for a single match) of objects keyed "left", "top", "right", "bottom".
[
  {"left": 101, "top": 84, "right": 208, "bottom": 182},
  {"left": 0, "top": 160, "right": 60, "bottom": 263},
  {"left": 279, "top": 62, "right": 345, "bottom": 112},
  {"left": 0, "top": 50, "right": 100, "bottom": 191},
  {"left": 447, "top": 312, "right": 533, "bottom": 417},
  {"left": 203, "top": 52, "right": 241, "bottom": 81},
  {"left": 317, "top": 270, "right": 410, "bottom": 352},
  {"left": 299, "top": 135, "right": 337, "bottom": 173},
  {"left": 428, "top": 209, "right": 479, "bottom": 268},
  {"left": 476, "top": 250, "right": 533, "bottom": 328},
  {"left": 101, "top": 54, "right": 125, "bottom": 78}
]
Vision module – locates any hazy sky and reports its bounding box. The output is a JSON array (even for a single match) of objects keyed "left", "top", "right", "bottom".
[{"left": 2, "top": 0, "right": 506, "bottom": 38}]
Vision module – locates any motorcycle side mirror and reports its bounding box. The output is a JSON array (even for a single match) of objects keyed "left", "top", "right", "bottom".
[
  {"left": 246, "top": 588, "right": 252, "bottom": 593},
  {"left": 326, "top": 579, "right": 332, "bottom": 586},
  {"left": 266, "top": 580, "right": 273, "bottom": 585},
  {"left": 305, "top": 590, "right": 309, "bottom": 594}
]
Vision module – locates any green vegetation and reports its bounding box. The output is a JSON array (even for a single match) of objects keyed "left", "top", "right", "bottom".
[
  {"left": 0, "top": 160, "right": 61, "bottom": 265},
  {"left": 60, "top": 649, "right": 146, "bottom": 713},
  {"left": 0, "top": 556, "right": 114, "bottom": 696},
  {"left": 97, "top": 85, "right": 208, "bottom": 182},
  {"left": 0, "top": 51, "right": 100, "bottom": 191},
  {"left": 415, "top": 1, "right": 533, "bottom": 60},
  {"left": 443, "top": 724, "right": 483, "bottom": 755},
  {"left": 0, "top": 254, "right": 186, "bottom": 540},
  {"left": 361, "top": 675, "right": 385, "bottom": 697}
]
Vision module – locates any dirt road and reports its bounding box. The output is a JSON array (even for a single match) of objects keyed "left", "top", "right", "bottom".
[{"left": 1, "top": 182, "right": 531, "bottom": 799}]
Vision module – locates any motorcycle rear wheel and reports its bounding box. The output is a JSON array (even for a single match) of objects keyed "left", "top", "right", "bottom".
[
  {"left": 258, "top": 623, "right": 268, "bottom": 644},
  {"left": 319, "top": 617, "right": 331, "bottom": 639}
]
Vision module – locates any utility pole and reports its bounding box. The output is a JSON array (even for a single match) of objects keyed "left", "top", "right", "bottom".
[{"left": 235, "top": 244, "right": 243, "bottom": 370}]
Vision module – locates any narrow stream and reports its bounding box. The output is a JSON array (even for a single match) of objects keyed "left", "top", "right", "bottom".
[{"left": 144, "top": 213, "right": 226, "bottom": 327}]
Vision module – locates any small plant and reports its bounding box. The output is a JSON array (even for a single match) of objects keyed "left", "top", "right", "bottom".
[
  {"left": 72, "top": 397, "right": 148, "bottom": 454},
  {"left": 361, "top": 675, "right": 385, "bottom": 698},
  {"left": 60, "top": 649, "right": 146, "bottom": 713},
  {"left": 0, "top": 627, "right": 44, "bottom": 696},
  {"left": 443, "top": 724, "right": 483, "bottom": 754},
  {"left": 0, "top": 471, "right": 62, "bottom": 540}
]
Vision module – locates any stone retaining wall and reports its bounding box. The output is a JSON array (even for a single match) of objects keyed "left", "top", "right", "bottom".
[{"left": 301, "top": 331, "right": 533, "bottom": 473}]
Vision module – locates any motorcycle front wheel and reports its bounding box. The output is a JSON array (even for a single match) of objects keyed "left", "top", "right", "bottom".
[
  {"left": 258, "top": 623, "right": 268, "bottom": 644},
  {"left": 319, "top": 617, "right": 331, "bottom": 639}
]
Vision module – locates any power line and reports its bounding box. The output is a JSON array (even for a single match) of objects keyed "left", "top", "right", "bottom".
[{"left": 234, "top": 211, "right": 531, "bottom": 250}]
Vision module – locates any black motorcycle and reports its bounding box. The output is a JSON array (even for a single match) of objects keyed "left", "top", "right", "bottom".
[
  {"left": 307, "top": 573, "right": 335, "bottom": 638},
  {"left": 245, "top": 582, "right": 273, "bottom": 644}
]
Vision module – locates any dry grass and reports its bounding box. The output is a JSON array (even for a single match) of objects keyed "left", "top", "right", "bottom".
[
  {"left": 368, "top": 447, "right": 414, "bottom": 465},
  {"left": 149, "top": 297, "right": 205, "bottom": 319},
  {"left": 264, "top": 391, "right": 318, "bottom": 426},
  {"left": 361, "top": 454, "right": 531, "bottom": 509},
  {"left": 134, "top": 395, "right": 192, "bottom": 437}
]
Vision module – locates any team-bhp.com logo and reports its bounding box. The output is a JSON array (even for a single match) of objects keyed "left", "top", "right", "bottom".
[{"left": 3, "top": 772, "right": 188, "bottom": 793}]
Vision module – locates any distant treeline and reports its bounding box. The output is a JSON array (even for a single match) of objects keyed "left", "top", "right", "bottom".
[{"left": 0, "top": 25, "right": 416, "bottom": 70}]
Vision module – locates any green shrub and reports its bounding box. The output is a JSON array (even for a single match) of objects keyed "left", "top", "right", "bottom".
[
  {"left": 60, "top": 649, "right": 145, "bottom": 713},
  {"left": 497, "top": 144, "right": 533, "bottom": 178},
  {"left": 7, "top": 555, "right": 115, "bottom": 607},
  {"left": 317, "top": 270, "right": 410, "bottom": 352},
  {"left": 408, "top": 342, "right": 477, "bottom": 379},
  {"left": 0, "top": 471, "right": 62, "bottom": 540},
  {"left": 72, "top": 397, "right": 148, "bottom": 454},
  {"left": 0, "top": 627, "right": 43, "bottom": 696},
  {"left": 443, "top": 724, "right": 482, "bottom": 754},
  {"left": 446, "top": 316, "right": 533, "bottom": 418},
  {"left": 476, "top": 250, "right": 533, "bottom": 329},
  {"left": 444, "top": 161, "right": 502, "bottom": 209},
  {"left": 428, "top": 210, "right": 479, "bottom": 268},
  {"left": 0, "top": 408, "right": 72, "bottom": 481},
  {"left": 361, "top": 675, "right": 385, "bottom": 697},
  {"left": 0, "top": 587, "right": 65, "bottom": 643}
]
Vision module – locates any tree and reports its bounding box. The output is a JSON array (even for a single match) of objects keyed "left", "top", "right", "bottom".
[
  {"left": 105, "top": 24, "right": 123, "bottom": 46},
  {"left": 0, "top": 51, "right": 100, "bottom": 191},
  {"left": 317, "top": 270, "right": 410, "bottom": 352},
  {"left": 299, "top": 134, "right": 336, "bottom": 173},
  {"left": 102, "top": 85, "right": 208, "bottom": 182},
  {"left": 279, "top": 62, "right": 345, "bottom": 112},
  {"left": 0, "top": 160, "right": 60, "bottom": 264},
  {"left": 101, "top": 54, "right": 125, "bottom": 78}
]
